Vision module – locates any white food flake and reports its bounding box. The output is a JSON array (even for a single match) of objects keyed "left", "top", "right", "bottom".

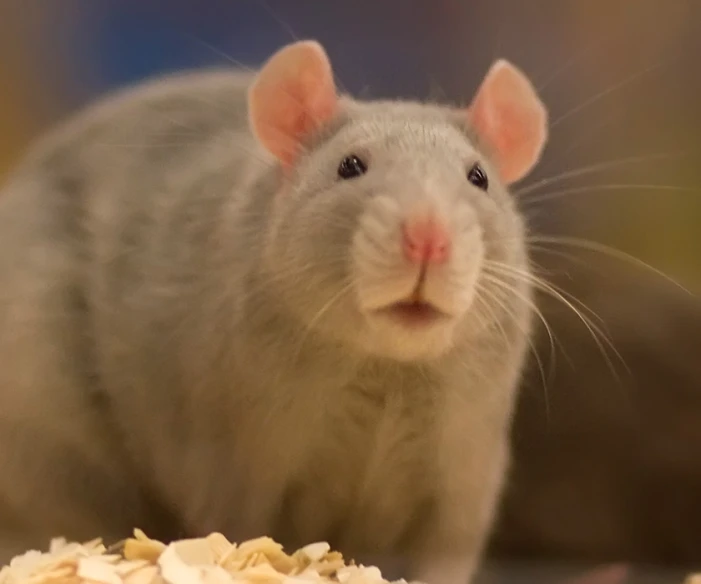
[
  {"left": 0, "top": 530, "right": 419, "bottom": 584},
  {"left": 299, "top": 544, "right": 330, "bottom": 563}
]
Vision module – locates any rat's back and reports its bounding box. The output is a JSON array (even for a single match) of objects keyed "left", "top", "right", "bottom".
[
  {"left": 0, "top": 68, "right": 261, "bottom": 559},
  {"left": 0, "top": 67, "right": 257, "bottom": 281}
]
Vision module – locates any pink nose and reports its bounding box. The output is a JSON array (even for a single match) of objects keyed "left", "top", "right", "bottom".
[{"left": 401, "top": 215, "right": 452, "bottom": 265}]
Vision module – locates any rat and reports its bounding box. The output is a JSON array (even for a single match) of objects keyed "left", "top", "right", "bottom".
[{"left": 0, "top": 40, "right": 547, "bottom": 583}]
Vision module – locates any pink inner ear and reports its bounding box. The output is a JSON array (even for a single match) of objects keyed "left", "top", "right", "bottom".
[
  {"left": 249, "top": 41, "right": 339, "bottom": 168},
  {"left": 468, "top": 61, "right": 548, "bottom": 185}
]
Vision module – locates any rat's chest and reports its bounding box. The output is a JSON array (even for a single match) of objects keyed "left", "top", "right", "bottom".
[{"left": 268, "top": 378, "right": 440, "bottom": 550}]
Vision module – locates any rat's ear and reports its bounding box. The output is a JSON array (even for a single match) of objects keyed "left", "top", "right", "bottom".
[
  {"left": 467, "top": 60, "right": 548, "bottom": 185},
  {"left": 248, "top": 40, "right": 338, "bottom": 167}
]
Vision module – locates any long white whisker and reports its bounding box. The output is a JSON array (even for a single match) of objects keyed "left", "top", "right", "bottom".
[
  {"left": 178, "top": 34, "right": 329, "bottom": 139},
  {"left": 476, "top": 277, "right": 555, "bottom": 420},
  {"left": 515, "top": 152, "right": 689, "bottom": 197},
  {"left": 525, "top": 235, "right": 693, "bottom": 295},
  {"left": 480, "top": 271, "right": 560, "bottom": 362},
  {"left": 524, "top": 183, "right": 698, "bottom": 207},
  {"left": 472, "top": 283, "right": 511, "bottom": 349},
  {"left": 483, "top": 262, "right": 628, "bottom": 381},
  {"left": 485, "top": 261, "right": 604, "bottom": 327},
  {"left": 288, "top": 280, "right": 355, "bottom": 367},
  {"left": 535, "top": 26, "right": 615, "bottom": 93},
  {"left": 549, "top": 57, "right": 676, "bottom": 131}
]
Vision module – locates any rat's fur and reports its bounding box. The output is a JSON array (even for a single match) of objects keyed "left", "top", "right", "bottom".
[{"left": 0, "top": 42, "right": 545, "bottom": 584}]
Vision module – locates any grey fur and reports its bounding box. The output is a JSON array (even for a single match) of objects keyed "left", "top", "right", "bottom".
[{"left": 0, "top": 65, "right": 534, "bottom": 584}]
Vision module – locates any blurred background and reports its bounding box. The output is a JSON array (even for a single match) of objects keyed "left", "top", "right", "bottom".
[{"left": 1, "top": 1, "right": 700, "bottom": 583}]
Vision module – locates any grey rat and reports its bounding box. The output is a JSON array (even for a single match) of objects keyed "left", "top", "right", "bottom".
[{"left": 0, "top": 40, "right": 547, "bottom": 583}]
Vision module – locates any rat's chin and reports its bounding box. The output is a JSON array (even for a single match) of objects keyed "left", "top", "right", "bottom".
[
  {"left": 374, "top": 300, "right": 452, "bottom": 329},
  {"left": 358, "top": 301, "right": 459, "bottom": 361}
]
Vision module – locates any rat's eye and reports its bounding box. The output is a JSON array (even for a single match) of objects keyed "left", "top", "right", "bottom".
[
  {"left": 338, "top": 154, "right": 368, "bottom": 180},
  {"left": 467, "top": 163, "right": 489, "bottom": 191}
]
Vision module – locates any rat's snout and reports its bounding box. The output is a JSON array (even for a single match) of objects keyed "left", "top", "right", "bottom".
[{"left": 401, "top": 211, "right": 452, "bottom": 265}]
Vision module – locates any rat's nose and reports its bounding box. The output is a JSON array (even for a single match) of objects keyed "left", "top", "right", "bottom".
[{"left": 401, "top": 214, "right": 452, "bottom": 265}]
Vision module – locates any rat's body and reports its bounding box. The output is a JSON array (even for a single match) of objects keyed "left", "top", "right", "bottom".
[{"left": 0, "top": 42, "right": 548, "bottom": 583}]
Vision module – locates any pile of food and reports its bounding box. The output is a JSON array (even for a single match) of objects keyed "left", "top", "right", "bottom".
[
  {"left": 5, "top": 531, "right": 700, "bottom": 584},
  {"left": 0, "top": 531, "right": 404, "bottom": 584}
]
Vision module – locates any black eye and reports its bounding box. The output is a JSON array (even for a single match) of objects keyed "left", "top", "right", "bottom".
[
  {"left": 338, "top": 154, "right": 368, "bottom": 180},
  {"left": 467, "top": 163, "right": 489, "bottom": 191}
]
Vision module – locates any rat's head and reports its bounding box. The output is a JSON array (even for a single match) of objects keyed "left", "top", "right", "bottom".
[{"left": 249, "top": 41, "right": 547, "bottom": 362}]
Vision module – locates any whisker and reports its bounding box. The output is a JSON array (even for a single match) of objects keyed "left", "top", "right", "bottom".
[
  {"left": 490, "top": 0, "right": 506, "bottom": 65},
  {"left": 525, "top": 244, "right": 598, "bottom": 273},
  {"left": 535, "top": 26, "right": 615, "bottom": 93},
  {"left": 524, "top": 235, "right": 693, "bottom": 295},
  {"left": 256, "top": 278, "right": 355, "bottom": 400},
  {"left": 479, "top": 271, "right": 560, "bottom": 362},
  {"left": 257, "top": 0, "right": 301, "bottom": 42},
  {"left": 181, "top": 33, "right": 256, "bottom": 73},
  {"left": 475, "top": 278, "right": 555, "bottom": 420},
  {"left": 483, "top": 261, "right": 627, "bottom": 381},
  {"left": 472, "top": 283, "right": 511, "bottom": 349},
  {"left": 485, "top": 261, "right": 606, "bottom": 328},
  {"left": 515, "top": 152, "right": 689, "bottom": 197},
  {"left": 523, "top": 183, "right": 698, "bottom": 207},
  {"left": 549, "top": 56, "right": 679, "bottom": 131},
  {"left": 559, "top": 110, "right": 619, "bottom": 158},
  {"left": 289, "top": 280, "right": 356, "bottom": 362},
  {"left": 253, "top": 0, "right": 352, "bottom": 97},
  {"left": 178, "top": 34, "right": 331, "bottom": 140}
]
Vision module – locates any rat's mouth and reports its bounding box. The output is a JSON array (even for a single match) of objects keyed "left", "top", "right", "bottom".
[{"left": 375, "top": 299, "right": 449, "bottom": 328}]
